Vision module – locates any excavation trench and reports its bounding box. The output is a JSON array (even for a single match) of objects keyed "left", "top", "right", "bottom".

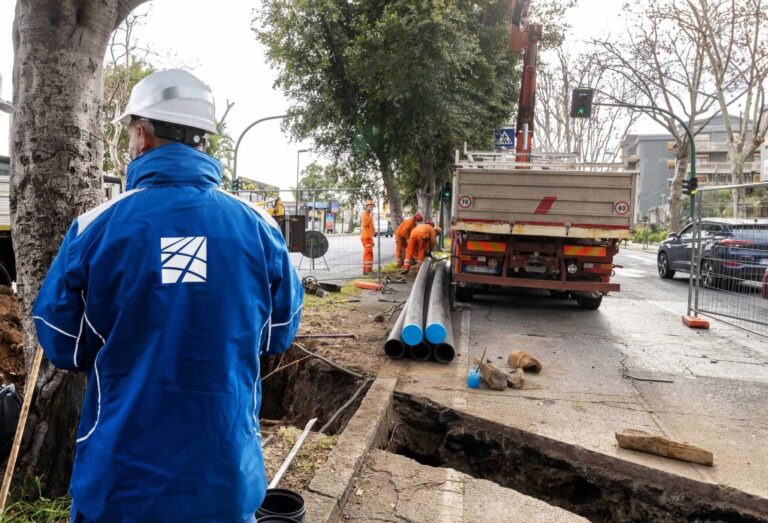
[
  {"left": 384, "top": 393, "right": 768, "bottom": 523},
  {"left": 259, "top": 346, "right": 369, "bottom": 436}
]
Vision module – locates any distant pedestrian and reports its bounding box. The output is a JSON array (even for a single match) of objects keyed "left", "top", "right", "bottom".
[
  {"left": 360, "top": 199, "right": 375, "bottom": 274},
  {"left": 33, "top": 69, "right": 303, "bottom": 523},
  {"left": 394, "top": 212, "right": 423, "bottom": 268}
]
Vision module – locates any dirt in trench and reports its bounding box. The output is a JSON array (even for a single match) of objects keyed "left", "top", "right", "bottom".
[
  {"left": 295, "top": 279, "right": 410, "bottom": 375},
  {"left": 0, "top": 287, "right": 25, "bottom": 391}
]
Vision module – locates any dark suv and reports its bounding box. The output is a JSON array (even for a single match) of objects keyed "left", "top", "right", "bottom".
[{"left": 657, "top": 219, "right": 768, "bottom": 287}]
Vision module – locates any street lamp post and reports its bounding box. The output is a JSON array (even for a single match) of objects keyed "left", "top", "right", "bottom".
[
  {"left": 232, "top": 114, "right": 288, "bottom": 187},
  {"left": 295, "top": 148, "right": 311, "bottom": 215}
]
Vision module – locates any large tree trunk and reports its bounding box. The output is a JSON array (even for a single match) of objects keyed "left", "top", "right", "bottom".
[
  {"left": 11, "top": 0, "right": 148, "bottom": 497},
  {"left": 416, "top": 154, "right": 436, "bottom": 222},
  {"left": 378, "top": 155, "right": 403, "bottom": 228},
  {"left": 668, "top": 142, "right": 690, "bottom": 233}
]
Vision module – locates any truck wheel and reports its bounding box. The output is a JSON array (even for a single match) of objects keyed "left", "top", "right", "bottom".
[
  {"left": 576, "top": 294, "right": 603, "bottom": 310},
  {"left": 455, "top": 286, "right": 474, "bottom": 302}
]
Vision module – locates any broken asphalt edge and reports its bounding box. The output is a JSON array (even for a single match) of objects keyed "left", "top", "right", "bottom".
[{"left": 303, "top": 376, "right": 397, "bottom": 522}]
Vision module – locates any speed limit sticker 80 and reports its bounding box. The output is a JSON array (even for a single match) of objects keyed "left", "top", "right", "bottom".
[{"left": 458, "top": 195, "right": 473, "bottom": 209}]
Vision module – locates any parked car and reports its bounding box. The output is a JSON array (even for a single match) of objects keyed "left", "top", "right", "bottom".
[
  {"left": 762, "top": 268, "right": 768, "bottom": 299},
  {"left": 657, "top": 219, "right": 768, "bottom": 288},
  {"left": 373, "top": 217, "right": 393, "bottom": 237}
]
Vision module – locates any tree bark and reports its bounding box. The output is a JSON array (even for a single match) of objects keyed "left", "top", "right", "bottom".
[
  {"left": 378, "top": 154, "right": 403, "bottom": 229},
  {"left": 11, "top": 0, "right": 148, "bottom": 497},
  {"left": 668, "top": 143, "right": 690, "bottom": 233},
  {"left": 416, "top": 154, "right": 436, "bottom": 222},
  {"left": 731, "top": 157, "right": 746, "bottom": 218}
]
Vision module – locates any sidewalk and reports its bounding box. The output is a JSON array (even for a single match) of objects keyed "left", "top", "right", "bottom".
[{"left": 343, "top": 450, "right": 588, "bottom": 522}]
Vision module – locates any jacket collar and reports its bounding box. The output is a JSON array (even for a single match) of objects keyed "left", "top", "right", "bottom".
[{"left": 126, "top": 143, "right": 222, "bottom": 191}]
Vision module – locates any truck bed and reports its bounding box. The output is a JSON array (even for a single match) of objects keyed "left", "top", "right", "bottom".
[{"left": 452, "top": 161, "right": 639, "bottom": 240}]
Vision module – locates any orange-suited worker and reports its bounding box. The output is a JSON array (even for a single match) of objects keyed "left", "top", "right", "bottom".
[
  {"left": 402, "top": 221, "right": 440, "bottom": 274},
  {"left": 361, "top": 199, "right": 376, "bottom": 274},
  {"left": 394, "top": 212, "right": 424, "bottom": 268}
]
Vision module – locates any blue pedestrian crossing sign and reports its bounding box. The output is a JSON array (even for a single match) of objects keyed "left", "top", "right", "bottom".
[{"left": 494, "top": 127, "right": 516, "bottom": 149}]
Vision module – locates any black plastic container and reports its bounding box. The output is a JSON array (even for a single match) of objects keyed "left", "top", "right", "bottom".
[
  {"left": 256, "top": 488, "right": 306, "bottom": 522},
  {"left": 257, "top": 517, "right": 297, "bottom": 522}
]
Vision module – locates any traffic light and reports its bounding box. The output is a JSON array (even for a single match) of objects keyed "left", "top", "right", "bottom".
[
  {"left": 570, "top": 88, "right": 594, "bottom": 118},
  {"left": 232, "top": 178, "right": 241, "bottom": 191},
  {"left": 682, "top": 178, "right": 698, "bottom": 196},
  {"left": 442, "top": 182, "right": 452, "bottom": 201}
]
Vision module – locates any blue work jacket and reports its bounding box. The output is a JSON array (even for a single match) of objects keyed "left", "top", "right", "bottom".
[{"left": 33, "top": 143, "right": 303, "bottom": 522}]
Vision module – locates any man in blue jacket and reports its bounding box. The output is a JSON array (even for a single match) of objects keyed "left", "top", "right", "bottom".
[{"left": 33, "top": 69, "right": 303, "bottom": 523}]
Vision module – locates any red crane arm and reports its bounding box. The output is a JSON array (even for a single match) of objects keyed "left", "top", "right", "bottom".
[{"left": 508, "top": 0, "right": 543, "bottom": 161}]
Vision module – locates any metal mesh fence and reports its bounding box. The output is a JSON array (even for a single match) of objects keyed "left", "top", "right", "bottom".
[
  {"left": 688, "top": 182, "right": 768, "bottom": 337},
  {"left": 232, "top": 188, "right": 394, "bottom": 282}
]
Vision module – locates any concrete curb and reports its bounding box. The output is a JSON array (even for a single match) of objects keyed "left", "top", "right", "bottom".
[{"left": 303, "top": 376, "right": 396, "bottom": 522}]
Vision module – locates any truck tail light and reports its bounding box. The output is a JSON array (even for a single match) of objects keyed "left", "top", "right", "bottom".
[{"left": 583, "top": 263, "right": 613, "bottom": 274}]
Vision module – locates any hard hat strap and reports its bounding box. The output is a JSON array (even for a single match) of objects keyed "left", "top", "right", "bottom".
[{"left": 152, "top": 120, "right": 207, "bottom": 148}]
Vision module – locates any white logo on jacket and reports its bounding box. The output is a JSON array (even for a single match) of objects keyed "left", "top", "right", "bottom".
[{"left": 161, "top": 237, "right": 207, "bottom": 284}]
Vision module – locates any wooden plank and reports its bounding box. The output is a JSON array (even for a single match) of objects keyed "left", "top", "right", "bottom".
[{"left": 615, "top": 429, "right": 714, "bottom": 466}]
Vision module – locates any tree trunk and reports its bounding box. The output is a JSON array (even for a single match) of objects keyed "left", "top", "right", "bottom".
[
  {"left": 731, "top": 158, "right": 747, "bottom": 218},
  {"left": 11, "top": 0, "right": 148, "bottom": 497},
  {"left": 416, "top": 154, "right": 436, "bottom": 222},
  {"left": 668, "top": 143, "right": 690, "bottom": 233},
  {"left": 378, "top": 155, "right": 403, "bottom": 228}
]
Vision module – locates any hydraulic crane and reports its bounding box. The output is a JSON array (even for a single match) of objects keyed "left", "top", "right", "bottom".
[{"left": 508, "top": 0, "right": 542, "bottom": 162}]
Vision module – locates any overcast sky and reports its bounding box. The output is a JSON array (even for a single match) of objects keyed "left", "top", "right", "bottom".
[{"left": 0, "top": 0, "right": 660, "bottom": 188}]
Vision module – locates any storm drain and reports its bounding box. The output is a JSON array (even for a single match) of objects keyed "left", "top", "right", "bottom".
[{"left": 384, "top": 393, "right": 768, "bottom": 523}]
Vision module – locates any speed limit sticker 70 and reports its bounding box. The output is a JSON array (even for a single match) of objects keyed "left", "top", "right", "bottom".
[
  {"left": 458, "top": 195, "right": 473, "bottom": 209},
  {"left": 613, "top": 201, "right": 630, "bottom": 216}
]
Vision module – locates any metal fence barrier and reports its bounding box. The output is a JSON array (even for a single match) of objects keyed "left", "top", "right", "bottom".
[
  {"left": 687, "top": 182, "right": 768, "bottom": 337},
  {"left": 232, "top": 188, "right": 392, "bottom": 282}
]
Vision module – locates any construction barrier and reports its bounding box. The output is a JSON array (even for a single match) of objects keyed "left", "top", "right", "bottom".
[
  {"left": 685, "top": 182, "right": 768, "bottom": 337},
  {"left": 231, "top": 188, "right": 390, "bottom": 282}
]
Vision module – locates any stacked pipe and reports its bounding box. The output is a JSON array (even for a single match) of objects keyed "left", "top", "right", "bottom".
[{"left": 384, "top": 257, "right": 455, "bottom": 364}]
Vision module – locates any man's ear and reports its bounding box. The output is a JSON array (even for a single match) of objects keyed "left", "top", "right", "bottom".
[{"left": 138, "top": 125, "right": 153, "bottom": 154}]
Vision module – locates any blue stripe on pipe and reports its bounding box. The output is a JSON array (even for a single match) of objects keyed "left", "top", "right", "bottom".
[
  {"left": 425, "top": 323, "right": 447, "bottom": 345},
  {"left": 401, "top": 323, "right": 423, "bottom": 346}
]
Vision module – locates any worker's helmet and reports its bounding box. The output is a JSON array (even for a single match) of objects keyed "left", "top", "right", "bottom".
[
  {"left": 113, "top": 69, "right": 217, "bottom": 135},
  {"left": 414, "top": 212, "right": 424, "bottom": 222},
  {"left": 434, "top": 225, "right": 441, "bottom": 234},
  {"left": 426, "top": 219, "right": 435, "bottom": 226}
]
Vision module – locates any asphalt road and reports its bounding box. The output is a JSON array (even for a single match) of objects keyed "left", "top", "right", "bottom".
[
  {"left": 289, "top": 233, "right": 397, "bottom": 281},
  {"left": 617, "top": 249, "right": 768, "bottom": 337}
]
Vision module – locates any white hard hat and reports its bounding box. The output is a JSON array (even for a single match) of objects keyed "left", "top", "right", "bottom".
[{"left": 113, "top": 69, "right": 216, "bottom": 134}]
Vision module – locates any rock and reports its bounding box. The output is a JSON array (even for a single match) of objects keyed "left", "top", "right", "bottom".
[
  {"left": 508, "top": 368, "right": 524, "bottom": 389},
  {"left": 508, "top": 350, "right": 542, "bottom": 373}
]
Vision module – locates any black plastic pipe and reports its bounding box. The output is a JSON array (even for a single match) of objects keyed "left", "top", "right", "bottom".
[
  {"left": 401, "top": 258, "right": 432, "bottom": 346},
  {"left": 384, "top": 301, "right": 408, "bottom": 359},
  {"left": 409, "top": 341, "right": 431, "bottom": 362}
]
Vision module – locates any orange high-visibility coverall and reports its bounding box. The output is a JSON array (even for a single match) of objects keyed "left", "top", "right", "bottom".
[
  {"left": 404, "top": 224, "right": 436, "bottom": 269},
  {"left": 360, "top": 210, "right": 375, "bottom": 273},
  {"left": 394, "top": 217, "right": 419, "bottom": 267}
]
